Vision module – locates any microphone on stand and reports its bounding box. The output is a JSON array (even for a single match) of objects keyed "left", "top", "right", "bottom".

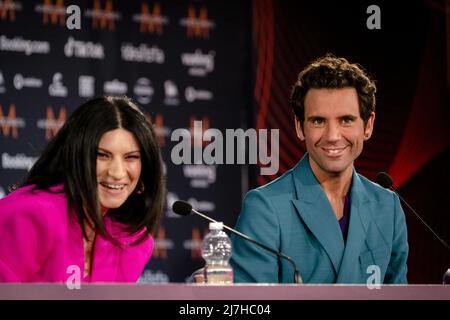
[
  {"left": 376, "top": 172, "right": 450, "bottom": 284},
  {"left": 172, "top": 200, "right": 303, "bottom": 284}
]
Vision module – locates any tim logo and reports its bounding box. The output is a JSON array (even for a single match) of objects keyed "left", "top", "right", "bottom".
[
  {"left": 38, "top": 0, "right": 65, "bottom": 26},
  {"left": 189, "top": 116, "right": 210, "bottom": 147},
  {"left": 36, "top": 106, "right": 66, "bottom": 140},
  {"left": 137, "top": 2, "right": 167, "bottom": 34},
  {"left": 180, "top": 5, "right": 215, "bottom": 39},
  {"left": 0, "top": 104, "right": 25, "bottom": 139},
  {"left": 0, "top": 0, "right": 21, "bottom": 21},
  {"left": 87, "top": 0, "right": 118, "bottom": 31}
]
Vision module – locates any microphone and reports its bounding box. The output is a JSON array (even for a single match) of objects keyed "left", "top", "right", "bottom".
[
  {"left": 172, "top": 200, "right": 303, "bottom": 284},
  {"left": 376, "top": 172, "right": 450, "bottom": 252}
]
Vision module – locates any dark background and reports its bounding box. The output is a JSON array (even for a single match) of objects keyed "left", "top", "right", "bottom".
[{"left": 0, "top": 0, "right": 448, "bottom": 283}]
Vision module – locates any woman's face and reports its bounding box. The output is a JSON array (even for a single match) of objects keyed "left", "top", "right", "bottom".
[{"left": 96, "top": 128, "right": 142, "bottom": 210}]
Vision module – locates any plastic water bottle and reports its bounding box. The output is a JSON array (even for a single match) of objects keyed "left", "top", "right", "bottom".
[{"left": 201, "top": 222, "right": 233, "bottom": 284}]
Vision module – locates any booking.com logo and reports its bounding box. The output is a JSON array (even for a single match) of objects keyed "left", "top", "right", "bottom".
[{"left": 170, "top": 121, "right": 279, "bottom": 176}]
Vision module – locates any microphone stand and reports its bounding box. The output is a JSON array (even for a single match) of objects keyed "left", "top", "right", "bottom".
[{"left": 191, "top": 208, "right": 302, "bottom": 284}]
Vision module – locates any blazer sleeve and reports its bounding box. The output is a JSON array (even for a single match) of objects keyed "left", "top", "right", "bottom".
[
  {"left": 384, "top": 193, "right": 409, "bottom": 284},
  {"left": 230, "top": 189, "right": 281, "bottom": 283},
  {"left": 0, "top": 199, "right": 55, "bottom": 282}
]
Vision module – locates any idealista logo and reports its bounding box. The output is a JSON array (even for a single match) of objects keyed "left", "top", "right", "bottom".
[
  {"left": 64, "top": 37, "right": 104, "bottom": 59},
  {"left": 181, "top": 49, "right": 215, "bottom": 77},
  {"left": 133, "top": 2, "right": 168, "bottom": 35},
  {"left": 48, "top": 72, "right": 68, "bottom": 97},
  {"left": 36, "top": 106, "right": 66, "bottom": 140},
  {"left": 85, "top": 0, "right": 120, "bottom": 31},
  {"left": 0, "top": 0, "right": 22, "bottom": 21},
  {"left": 103, "top": 79, "right": 127, "bottom": 96},
  {"left": 0, "top": 103, "right": 26, "bottom": 139},
  {"left": 179, "top": 5, "right": 215, "bottom": 39}
]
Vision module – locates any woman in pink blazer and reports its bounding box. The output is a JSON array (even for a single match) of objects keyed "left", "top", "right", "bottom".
[{"left": 0, "top": 96, "right": 165, "bottom": 283}]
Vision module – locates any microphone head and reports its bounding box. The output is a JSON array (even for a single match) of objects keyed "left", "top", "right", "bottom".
[
  {"left": 172, "top": 200, "right": 193, "bottom": 216},
  {"left": 376, "top": 172, "right": 393, "bottom": 189}
]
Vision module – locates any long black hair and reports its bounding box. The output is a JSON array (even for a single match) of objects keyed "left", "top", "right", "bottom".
[{"left": 23, "top": 96, "right": 166, "bottom": 244}]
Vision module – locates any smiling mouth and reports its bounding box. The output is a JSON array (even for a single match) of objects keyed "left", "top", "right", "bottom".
[
  {"left": 321, "top": 147, "right": 348, "bottom": 156},
  {"left": 100, "top": 183, "right": 126, "bottom": 191}
]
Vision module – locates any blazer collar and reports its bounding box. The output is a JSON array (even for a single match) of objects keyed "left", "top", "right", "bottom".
[{"left": 291, "top": 154, "right": 372, "bottom": 277}]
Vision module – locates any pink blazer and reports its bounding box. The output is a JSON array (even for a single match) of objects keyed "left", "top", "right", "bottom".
[{"left": 0, "top": 184, "right": 154, "bottom": 283}]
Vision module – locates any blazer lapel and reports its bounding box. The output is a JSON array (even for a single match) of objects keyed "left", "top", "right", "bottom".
[
  {"left": 336, "top": 172, "right": 372, "bottom": 282},
  {"left": 291, "top": 156, "right": 345, "bottom": 275}
]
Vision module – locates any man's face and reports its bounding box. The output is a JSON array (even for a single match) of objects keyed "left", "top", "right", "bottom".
[{"left": 295, "top": 87, "right": 375, "bottom": 180}]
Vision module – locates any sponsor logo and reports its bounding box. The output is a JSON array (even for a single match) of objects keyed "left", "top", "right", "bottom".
[
  {"left": 2, "top": 152, "right": 38, "bottom": 170},
  {"left": 0, "top": 71, "right": 5, "bottom": 93},
  {"left": 64, "top": 37, "right": 104, "bottom": 59},
  {"left": 180, "top": 5, "right": 215, "bottom": 39},
  {"left": 137, "top": 269, "right": 169, "bottom": 284},
  {"left": 0, "top": 35, "right": 50, "bottom": 56},
  {"left": 163, "top": 80, "right": 179, "bottom": 106},
  {"left": 48, "top": 72, "right": 68, "bottom": 97},
  {"left": 133, "top": 2, "right": 168, "bottom": 34},
  {"left": 183, "top": 227, "right": 208, "bottom": 259},
  {"left": 0, "top": 103, "right": 25, "bottom": 138},
  {"left": 78, "top": 75, "right": 95, "bottom": 98},
  {"left": 35, "top": 0, "right": 66, "bottom": 26},
  {"left": 0, "top": 0, "right": 22, "bottom": 21},
  {"left": 182, "top": 164, "right": 217, "bottom": 188},
  {"left": 13, "top": 74, "right": 43, "bottom": 90},
  {"left": 181, "top": 49, "right": 215, "bottom": 77},
  {"left": 36, "top": 106, "right": 66, "bottom": 140},
  {"left": 103, "top": 78, "right": 127, "bottom": 95},
  {"left": 146, "top": 113, "right": 170, "bottom": 147},
  {"left": 166, "top": 191, "right": 215, "bottom": 218},
  {"left": 133, "top": 77, "right": 154, "bottom": 104},
  {"left": 152, "top": 227, "right": 174, "bottom": 260},
  {"left": 121, "top": 43, "right": 164, "bottom": 64},
  {"left": 85, "top": 0, "right": 120, "bottom": 31},
  {"left": 185, "top": 86, "right": 213, "bottom": 103}
]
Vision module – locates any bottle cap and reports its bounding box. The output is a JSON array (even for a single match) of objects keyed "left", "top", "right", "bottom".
[{"left": 209, "top": 222, "right": 223, "bottom": 230}]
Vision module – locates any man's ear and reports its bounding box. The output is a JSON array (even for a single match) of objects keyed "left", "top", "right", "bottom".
[
  {"left": 295, "top": 116, "right": 305, "bottom": 141},
  {"left": 364, "top": 112, "right": 375, "bottom": 140}
]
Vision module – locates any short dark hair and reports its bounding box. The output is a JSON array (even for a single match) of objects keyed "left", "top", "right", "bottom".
[
  {"left": 23, "top": 96, "right": 166, "bottom": 245},
  {"left": 290, "top": 54, "right": 376, "bottom": 125}
]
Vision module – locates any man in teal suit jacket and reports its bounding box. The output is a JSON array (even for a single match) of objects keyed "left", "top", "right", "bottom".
[{"left": 231, "top": 55, "right": 408, "bottom": 284}]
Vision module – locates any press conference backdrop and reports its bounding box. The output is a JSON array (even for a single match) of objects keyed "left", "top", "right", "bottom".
[
  {"left": 0, "top": 0, "right": 251, "bottom": 282},
  {"left": 1, "top": 0, "right": 449, "bottom": 285}
]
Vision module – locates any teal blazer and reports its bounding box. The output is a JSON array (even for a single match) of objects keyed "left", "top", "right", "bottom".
[{"left": 231, "top": 155, "right": 409, "bottom": 284}]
